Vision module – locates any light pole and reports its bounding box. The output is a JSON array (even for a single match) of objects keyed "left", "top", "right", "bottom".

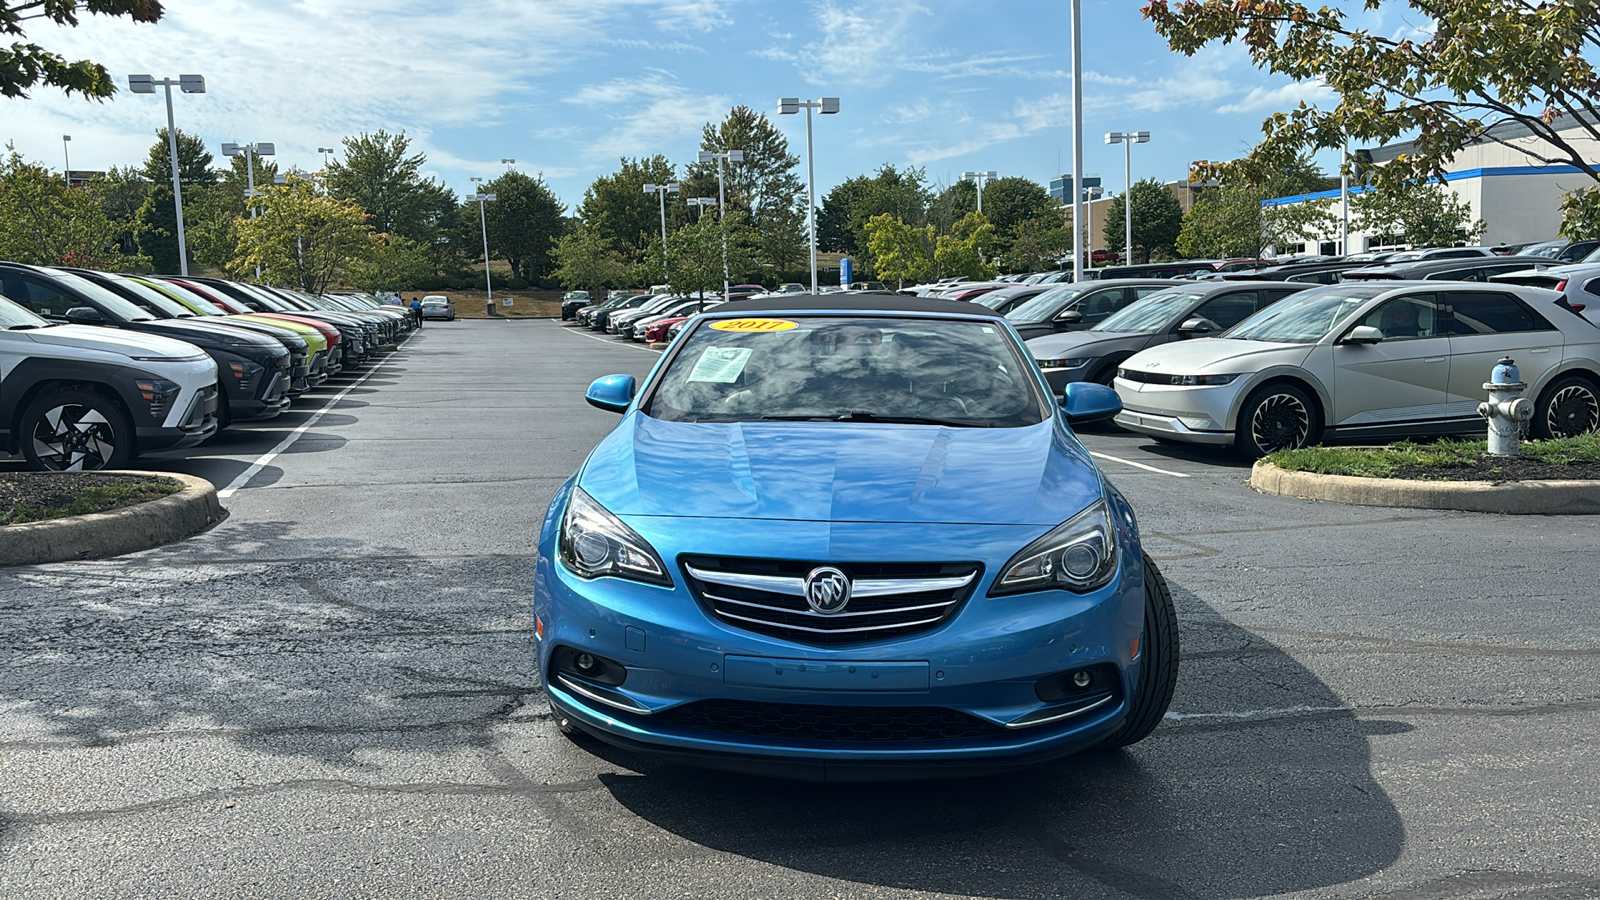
[
  {"left": 1104, "top": 131, "right": 1149, "bottom": 263},
  {"left": 961, "top": 170, "right": 998, "bottom": 214},
  {"left": 1068, "top": 0, "right": 1084, "bottom": 282},
  {"left": 643, "top": 181, "right": 680, "bottom": 288},
  {"left": 62, "top": 135, "right": 71, "bottom": 185},
  {"left": 687, "top": 197, "right": 717, "bottom": 220},
  {"left": 501, "top": 158, "right": 516, "bottom": 169},
  {"left": 273, "top": 169, "right": 310, "bottom": 287},
  {"left": 128, "top": 73, "right": 206, "bottom": 276},
  {"left": 318, "top": 146, "right": 335, "bottom": 169},
  {"left": 223, "top": 142, "right": 276, "bottom": 279},
  {"left": 469, "top": 178, "right": 497, "bottom": 314},
  {"left": 1340, "top": 134, "right": 1350, "bottom": 256},
  {"left": 778, "top": 97, "right": 839, "bottom": 294},
  {"left": 698, "top": 148, "right": 744, "bottom": 297}
]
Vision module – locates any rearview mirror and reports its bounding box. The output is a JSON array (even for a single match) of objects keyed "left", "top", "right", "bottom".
[
  {"left": 1342, "top": 325, "right": 1385, "bottom": 344},
  {"left": 1060, "top": 382, "right": 1122, "bottom": 426},
  {"left": 586, "top": 374, "right": 637, "bottom": 413},
  {"left": 65, "top": 306, "right": 105, "bottom": 325},
  {"left": 1176, "top": 317, "right": 1213, "bottom": 334}
]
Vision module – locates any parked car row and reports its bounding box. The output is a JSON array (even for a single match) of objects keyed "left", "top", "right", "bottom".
[{"left": 0, "top": 261, "right": 414, "bottom": 471}]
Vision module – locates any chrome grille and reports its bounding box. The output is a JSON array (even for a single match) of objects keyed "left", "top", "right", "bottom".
[{"left": 682, "top": 556, "right": 979, "bottom": 645}]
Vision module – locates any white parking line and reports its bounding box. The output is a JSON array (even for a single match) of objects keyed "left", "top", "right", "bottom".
[
  {"left": 218, "top": 364, "right": 390, "bottom": 499},
  {"left": 562, "top": 326, "right": 663, "bottom": 353},
  {"left": 1090, "top": 451, "right": 1192, "bottom": 478}
]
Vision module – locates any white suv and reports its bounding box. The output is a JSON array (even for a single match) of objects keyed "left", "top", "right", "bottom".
[{"left": 1, "top": 295, "right": 219, "bottom": 470}]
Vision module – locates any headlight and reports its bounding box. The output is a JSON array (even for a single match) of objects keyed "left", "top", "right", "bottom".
[
  {"left": 558, "top": 487, "right": 671, "bottom": 586},
  {"left": 1170, "top": 373, "right": 1240, "bottom": 386},
  {"left": 990, "top": 500, "right": 1118, "bottom": 596},
  {"left": 1037, "top": 358, "right": 1091, "bottom": 369}
]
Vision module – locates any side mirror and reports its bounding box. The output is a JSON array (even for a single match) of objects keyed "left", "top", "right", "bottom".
[
  {"left": 1342, "top": 325, "right": 1385, "bottom": 344},
  {"left": 586, "top": 374, "right": 637, "bottom": 413},
  {"left": 65, "top": 306, "right": 106, "bottom": 325},
  {"left": 1060, "top": 382, "right": 1122, "bottom": 426},
  {"left": 1176, "top": 317, "right": 1213, "bottom": 335},
  {"left": 1054, "top": 309, "right": 1084, "bottom": 326}
]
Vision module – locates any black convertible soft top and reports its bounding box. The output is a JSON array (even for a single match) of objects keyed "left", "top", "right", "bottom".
[{"left": 711, "top": 293, "right": 1001, "bottom": 317}]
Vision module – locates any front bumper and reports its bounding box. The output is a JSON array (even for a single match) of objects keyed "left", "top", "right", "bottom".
[
  {"left": 536, "top": 514, "right": 1146, "bottom": 778},
  {"left": 1113, "top": 377, "right": 1240, "bottom": 445},
  {"left": 138, "top": 384, "right": 219, "bottom": 451}
]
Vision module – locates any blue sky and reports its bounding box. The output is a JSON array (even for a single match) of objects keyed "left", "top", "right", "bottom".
[{"left": 5, "top": 1, "right": 1422, "bottom": 213}]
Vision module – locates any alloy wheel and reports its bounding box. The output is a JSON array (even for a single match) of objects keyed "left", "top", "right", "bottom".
[
  {"left": 31, "top": 404, "right": 118, "bottom": 471},
  {"left": 1546, "top": 383, "right": 1600, "bottom": 438},
  {"left": 1250, "top": 392, "right": 1311, "bottom": 453}
]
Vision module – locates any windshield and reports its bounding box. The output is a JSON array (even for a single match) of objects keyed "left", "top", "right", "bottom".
[
  {"left": 422, "top": 298, "right": 449, "bottom": 307},
  {"left": 50, "top": 272, "right": 155, "bottom": 322},
  {"left": 1005, "top": 284, "right": 1086, "bottom": 323},
  {"left": 0, "top": 295, "right": 50, "bottom": 329},
  {"left": 1093, "top": 290, "right": 1199, "bottom": 333},
  {"left": 1223, "top": 286, "right": 1387, "bottom": 343},
  {"left": 974, "top": 290, "right": 1026, "bottom": 310},
  {"left": 104, "top": 276, "right": 195, "bottom": 318},
  {"left": 644, "top": 315, "right": 1048, "bottom": 428},
  {"left": 145, "top": 279, "right": 229, "bottom": 315}
]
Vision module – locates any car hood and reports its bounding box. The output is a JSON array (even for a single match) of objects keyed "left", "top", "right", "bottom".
[
  {"left": 23, "top": 324, "right": 204, "bottom": 360},
  {"left": 1026, "top": 330, "right": 1149, "bottom": 358},
  {"left": 1121, "top": 338, "right": 1312, "bottom": 375},
  {"left": 580, "top": 415, "right": 1103, "bottom": 526}
]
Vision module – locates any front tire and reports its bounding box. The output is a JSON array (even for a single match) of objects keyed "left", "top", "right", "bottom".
[
  {"left": 1101, "top": 558, "right": 1179, "bottom": 749},
  {"left": 1533, "top": 374, "right": 1600, "bottom": 439},
  {"left": 1235, "top": 383, "right": 1319, "bottom": 458},
  {"left": 20, "top": 388, "right": 136, "bottom": 472}
]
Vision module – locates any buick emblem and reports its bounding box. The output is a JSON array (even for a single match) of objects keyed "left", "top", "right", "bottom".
[{"left": 804, "top": 567, "right": 852, "bottom": 615}]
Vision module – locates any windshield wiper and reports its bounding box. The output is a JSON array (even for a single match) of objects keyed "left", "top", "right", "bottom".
[{"left": 834, "top": 411, "right": 990, "bottom": 427}]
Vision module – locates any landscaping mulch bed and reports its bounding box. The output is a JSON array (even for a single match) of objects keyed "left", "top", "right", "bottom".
[
  {"left": 1389, "top": 458, "right": 1600, "bottom": 483},
  {"left": 1, "top": 473, "right": 183, "bottom": 525}
]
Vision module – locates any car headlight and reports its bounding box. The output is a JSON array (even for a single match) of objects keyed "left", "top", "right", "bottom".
[
  {"left": 990, "top": 500, "right": 1119, "bottom": 596},
  {"left": 558, "top": 487, "right": 671, "bottom": 586},
  {"left": 1037, "top": 358, "right": 1091, "bottom": 369},
  {"left": 1169, "top": 373, "right": 1240, "bottom": 386}
]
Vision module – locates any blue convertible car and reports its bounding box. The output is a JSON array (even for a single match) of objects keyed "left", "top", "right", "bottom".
[{"left": 535, "top": 296, "right": 1178, "bottom": 780}]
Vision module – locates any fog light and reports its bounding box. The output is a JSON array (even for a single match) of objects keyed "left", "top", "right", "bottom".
[
  {"left": 1072, "top": 670, "right": 1092, "bottom": 688},
  {"left": 575, "top": 653, "right": 596, "bottom": 672}
]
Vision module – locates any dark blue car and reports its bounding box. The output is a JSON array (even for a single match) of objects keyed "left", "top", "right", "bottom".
[{"left": 535, "top": 296, "right": 1178, "bottom": 780}]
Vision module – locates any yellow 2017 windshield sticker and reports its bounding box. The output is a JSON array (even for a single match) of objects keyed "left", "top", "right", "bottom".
[{"left": 710, "top": 318, "right": 799, "bottom": 333}]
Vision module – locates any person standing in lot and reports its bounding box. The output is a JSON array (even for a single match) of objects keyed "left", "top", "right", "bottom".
[{"left": 409, "top": 296, "right": 423, "bottom": 328}]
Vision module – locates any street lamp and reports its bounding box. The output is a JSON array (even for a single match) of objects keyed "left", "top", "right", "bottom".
[
  {"left": 687, "top": 197, "right": 718, "bottom": 219},
  {"left": 469, "top": 177, "right": 498, "bottom": 313},
  {"left": 961, "top": 170, "right": 998, "bottom": 214},
  {"left": 1104, "top": 131, "right": 1149, "bottom": 263},
  {"left": 643, "top": 181, "right": 680, "bottom": 287},
  {"left": 128, "top": 73, "right": 206, "bottom": 275},
  {"left": 698, "top": 148, "right": 744, "bottom": 297},
  {"left": 778, "top": 97, "right": 839, "bottom": 293},
  {"left": 501, "top": 158, "right": 516, "bottom": 168},
  {"left": 317, "top": 146, "right": 335, "bottom": 168},
  {"left": 62, "top": 135, "right": 71, "bottom": 185},
  {"left": 224, "top": 142, "right": 276, "bottom": 279},
  {"left": 1069, "top": 0, "right": 1084, "bottom": 282}
]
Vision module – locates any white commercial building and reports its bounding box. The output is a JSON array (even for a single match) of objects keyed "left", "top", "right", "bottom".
[{"left": 1263, "top": 117, "right": 1600, "bottom": 255}]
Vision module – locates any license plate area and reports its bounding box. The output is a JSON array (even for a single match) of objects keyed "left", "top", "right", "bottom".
[{"left": 722, "top": 656, "right": 930, "bottom": 692}]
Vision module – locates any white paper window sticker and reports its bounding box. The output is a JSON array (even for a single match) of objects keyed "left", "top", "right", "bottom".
[{"left": 687, "top": 346, "right": 754, "bottom": 383}]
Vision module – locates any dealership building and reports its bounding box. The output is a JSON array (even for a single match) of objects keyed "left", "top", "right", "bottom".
[{"left": 1263, "top": 117, "right": 1600, "bottom": 255}]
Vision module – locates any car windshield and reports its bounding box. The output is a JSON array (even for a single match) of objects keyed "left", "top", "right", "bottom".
[
  {"left": 1222, "top": 286, "right": 1388, "bottom": 343},
  {"left": 1092, "top": 290, "right": 1199, "bottom": 333},
  {"left": 147, "top": 279, "right": 229, "bottom": 315},
  {"left": 0, "top": 295, "right": 50, "bottom": 329},
  {"left": 1005, "top": 285, "right": 1085, "bottom": 323},
  {"left": 44, "top": 272, "right": 154, "bottom": 322},
  {"left": 105, "top": 276, "right": 194, "bottom": 317},
  {"left": 644, "top": 315, "right": 1048, "bottom": 428}
]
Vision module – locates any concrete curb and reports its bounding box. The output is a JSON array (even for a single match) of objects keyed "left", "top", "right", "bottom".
[
  {"left": 0, "top": 471, "right": 224, "bottom": 567},
  {"left": 1250, "top": 461, "right": 1600, "bottom": 515}
]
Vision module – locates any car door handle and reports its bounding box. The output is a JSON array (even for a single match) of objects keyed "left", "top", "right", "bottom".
[
  {"left": 1423, "top": 357, "right": 1446, "bottom": 363},
  {"left": 1530, "top": 347, "right": 1551, "bottom": 354}
]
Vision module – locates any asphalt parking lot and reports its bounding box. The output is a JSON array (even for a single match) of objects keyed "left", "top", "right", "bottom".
[{"left": 3, "top": 320, "right": 1598, "bottom": 899}]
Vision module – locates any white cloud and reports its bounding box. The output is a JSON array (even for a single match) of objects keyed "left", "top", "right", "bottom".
[
  {"left": 1217, "top": 80, "right": 1335, "bottom": 114},
  {"left": 756, "top": 0, "right": 929, "bottom": 88},
  {"left": 565, "top": 74, "right": 729, "bottom": 161}
]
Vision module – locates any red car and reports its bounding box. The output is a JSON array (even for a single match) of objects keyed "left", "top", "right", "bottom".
[{"left": 643, "top": 315, "right": 691, "bottom": 343}]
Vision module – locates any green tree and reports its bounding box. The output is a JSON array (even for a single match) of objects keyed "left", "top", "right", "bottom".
[
  {"left": 1175, "top": 157, "right": 1331, "bottom": 259},
  {"left": 1, "top": 0, "right": 163, "bottom": 99},
  {"left": 324, "top": 130, "right": 455, "bottom": 243},
  {"left": 1102, "top": 178, "right": 1184, "bottom": 263},
  {"left": 934, "top": 212, "right": 998, "bottom": 280},
  {"left": 687, "top": 106, "right": 807, "bottom": 272},
  {"left": 97, "top": 164, "right": 148, "bottom": 256},
  {"left": 1560, "top": 189, "right": 1600, "bottom": 241},
  {"left": 1143, "top": 1, "right": 1600, "bottom": 192},
  {"left": 863, "top": 214, "right": 934, "bottom": 288},
  {"left": 475, "top": 170, "right": 565, "bottom": 283},
  {"left": 234, "top": 175, "right": 374, "bottom": 293},
  {"left": 0, "top": 148, "right": 146, "bottom": 269},
  {"left": 665, "top": 209, "right": 759, "bottom": 301},
  {"left": 577, "top": 156, "right": 679, "bottom": 261},
  {"left": 553, "top": 226, "right": 632, "bottom": 299},
  {"left": 136, "top": 128, "right": 216, "bottom": 274},
  {"left": 817, "top": 176, "right": 870, "bottom": 254},
  {"left": 1351, "top": 183, "right": 1486, "bottom": 248},
  {"left": 996, "top": 210, "right": 1070, "bottom": 273},
  {"left": 348, "top": 234, "right": 434, "bottom": 292}
]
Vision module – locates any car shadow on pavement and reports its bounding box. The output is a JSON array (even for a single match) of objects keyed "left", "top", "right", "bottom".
[{"left": 590, "top": 575, "right": 1406, "bottom": 900}]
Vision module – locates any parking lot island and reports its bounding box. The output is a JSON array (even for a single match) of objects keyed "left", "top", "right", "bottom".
[
  {"left": 1250, "top": 461, "right": 1600, "bottom": 514},
  {"left": 0, "top": 471, "right": 222, "bottom": 566}
]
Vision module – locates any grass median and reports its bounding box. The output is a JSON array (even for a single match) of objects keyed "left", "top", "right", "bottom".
[
  {"left": 1265, "top": 433, "right": 1600, "bottom": 481},
  {"left": 1, "top": 474, "right": 185, "bottom": 525}
]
